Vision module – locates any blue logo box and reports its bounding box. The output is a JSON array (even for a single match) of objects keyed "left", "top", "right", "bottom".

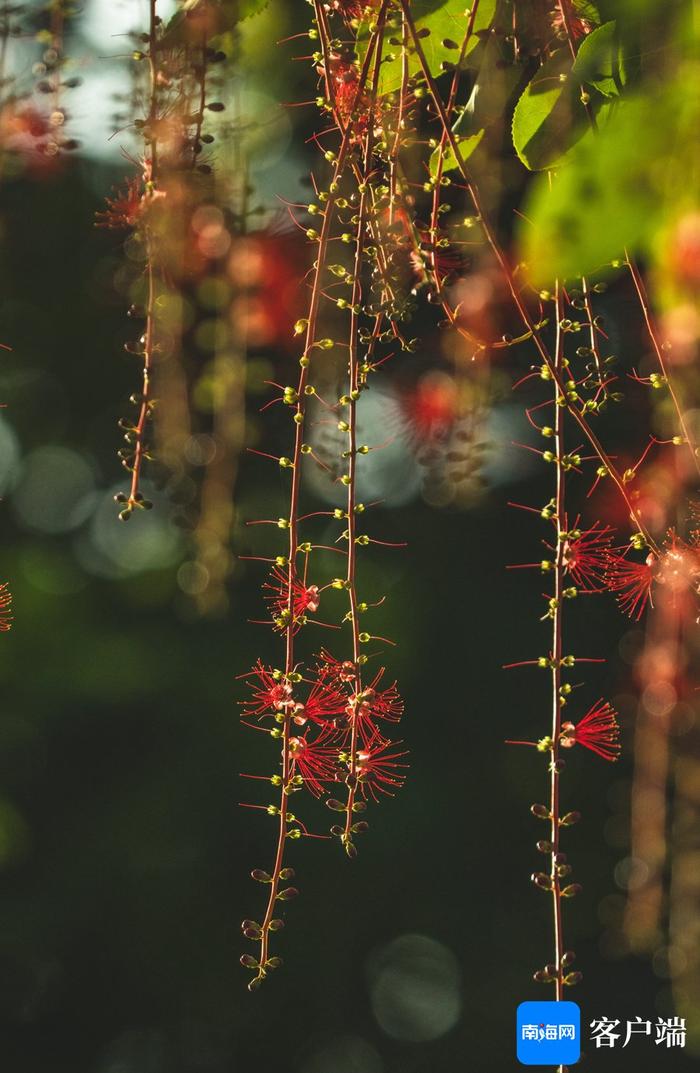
[{"left": 517, "top": 1001, "right": 581, "bottom": 1065}]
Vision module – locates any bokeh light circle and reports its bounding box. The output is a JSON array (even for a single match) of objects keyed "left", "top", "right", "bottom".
[
  {"left": 12, "top": 446, "right": 96, "bottom": 534},
  {"left": 368, "top": 933, "right": 462, "bottom": 1042}
]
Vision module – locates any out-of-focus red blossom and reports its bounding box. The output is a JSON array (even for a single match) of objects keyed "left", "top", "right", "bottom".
[
  {"left": 263, "top": 567, "right": 320, "bottom": 632},
  {"left": 605, "top": 552, "right": 656, "bottom": 619},
  {"left": 563, "top": 524, "right": 615, "bottom": 590},
  {"left": 288, "top": 731, "right": 338, "bottom": 796},
  {"left": 96, "top": 179, "right": 145, "bottom": 230},
  {"left": 655, "top": 532, "right": 700, "bottom": 598},
  {"left": 450, "top": 261, "right": 505, "bottom": 346},
  {"left": 401, "top": 372, "right": 458, "bottom": 442},
  {"left": 560, "top": 700, "right": 621, "bottom": 761},
  {"left": 1, "top": 103, "right": 49, "bottom": 142},
  {"left": 0, "top": 103, "right": 62, "bottom": 174},
  {"left": 666, "top": 212, "right": 700, "bottom": 290},
  {"left": 228, "top": 233, "right": 305, "bottom": 350},
  {"left": 0, "top": 583, "right": 11, "bottom": 632},
  {"left": 353, "top": 740, "right": 408, "bottom": 800}
]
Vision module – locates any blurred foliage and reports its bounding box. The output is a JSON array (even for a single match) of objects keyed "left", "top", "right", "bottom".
[{"left": 520, "top": 2, "right": 700, "bottom": 298}]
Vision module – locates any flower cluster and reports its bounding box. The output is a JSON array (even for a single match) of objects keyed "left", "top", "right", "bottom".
[{"left": 241, "top": 656, "right": 405, "bottom": 803}]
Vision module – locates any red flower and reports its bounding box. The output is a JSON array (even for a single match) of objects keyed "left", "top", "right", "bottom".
[
  {"left": 96, "top": 178, "right": 144, "bottom": 230},
  {"left": 298, "top": 664, "right": 348, "bottom": 727},
  {"left": 342, "top": 669, "right": 404, "bottom": 747},
  {"left": 263, "top": 567, "right": 320, "bottom": 633},
  {"left": 560, "top": 700, "right": 620, "bottom": 761},
  {"left": 605, "top": 552, "right": 656, "bottom": 619},
  {"left": 656, "top": 532, "right": 700, "bottom": 598},
  {"left": 239, "top": 661, "right": 296, "bottom": 719},
  {"left": 317, "top": 649, "right": 358, "bottom": 686},
  {"left": 0, "top": 582, "right": 11, "bottom": 632},
  {"left": 353, "top": 739, "right": 408, "bottom": 801},
  {"left": 240, "top": 660, "right": 349, "bottom": 730},
  {"left": 563, "top": 524, "right": 615, "bottom": 590},
  {"left": 288, "top": 731, "right": 338, "bottom": 797},
  {"left": 360, "top": 668, "right": 404, "bottom": 722}
]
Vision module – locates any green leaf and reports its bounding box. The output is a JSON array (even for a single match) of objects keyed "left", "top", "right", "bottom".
[
  {"left": 511, "top": 49, "right": 582, "bottom": 171},
  {"left": 429, "top": 129, "right": 484, "bottom": 177},
  {"left": 520, "top": 82, "right": 698, "bottom": 283},
  {"left": 511, "top": 23, "right": 623, "bottom": 171},
  {"left": 452, "top": 34, "right": 526, "bottom": 135},
  {"left": 162, "top": 0, "right": 269, "bottom": 48},
  {"left": 573, "top": 20, "right": 626, "bottom": 97},
  {"left": 358, "top": 0, "right": 497, "bottom": 96},
  {"left": 573, "top": 0, "right": 601, "bottom": 22}
]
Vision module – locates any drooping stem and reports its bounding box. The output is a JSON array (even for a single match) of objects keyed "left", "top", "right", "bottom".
[
  {"left": 249, "top": 5, "right": 391, "bottom": 984},
  {"left": 340, "top": 22, "right": 385, "bottom": 856},
  {"left": 549, "top": 286, "right": 567, "bottom": 1007},
  {"left": 126, "top": 0, "right": 160, "bottom": 513}
]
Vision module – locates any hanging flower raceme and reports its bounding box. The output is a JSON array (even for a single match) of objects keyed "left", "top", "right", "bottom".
[
  {"left": 238, "top": 0, "right": 409, "bottom": 988},
  {"left": 560, "top": 700, "right": 621, "bottom": 762}
]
